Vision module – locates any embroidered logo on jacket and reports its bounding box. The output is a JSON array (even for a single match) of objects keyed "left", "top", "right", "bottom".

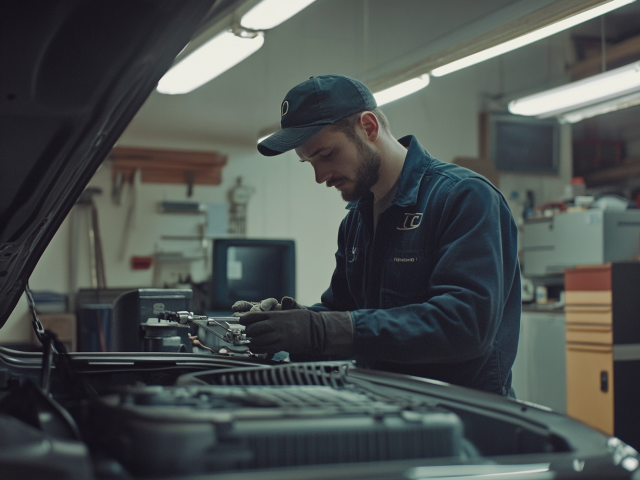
[{"left": 397, "top": 213, "right": 423, "bottom": 230}]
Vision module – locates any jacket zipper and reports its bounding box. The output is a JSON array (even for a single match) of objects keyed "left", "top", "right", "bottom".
[{"left": 349, "top": 220, "right": 362, "bottom": 262}]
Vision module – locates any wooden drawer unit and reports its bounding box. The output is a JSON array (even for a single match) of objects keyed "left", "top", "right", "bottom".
[
  {"left": 565, "top": 263, "right": 640, "bottom": 345},
  {"left": 566, "top": 344, "right": 614, "bottom": 435},
  {"left": 564, "top": 262, "right": 640, "bottom": 448}
]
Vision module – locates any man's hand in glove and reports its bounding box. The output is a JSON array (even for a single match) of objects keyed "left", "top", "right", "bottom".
[
  {"left": 239, "top": 309, "right": 353, "bottom": 356},
  {"left": 231, "top": 296, "right": 303, "bottom": 316}
]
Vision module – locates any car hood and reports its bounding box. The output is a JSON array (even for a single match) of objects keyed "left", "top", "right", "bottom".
[{"left": 0, "top": 0, "right": 238, "bottom": 327}]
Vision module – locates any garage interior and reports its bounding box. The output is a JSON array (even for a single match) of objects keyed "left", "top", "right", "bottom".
[{"left": 2, "top": 0, "right": 640, "bottom": 448}]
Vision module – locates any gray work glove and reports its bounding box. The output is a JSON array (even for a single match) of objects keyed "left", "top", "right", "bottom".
[
  {"left": 239, "top": 309, "right": 353, "bottom": 356},
  {"left": 231, "top": 296, "right": 303, "bottom": 316}
]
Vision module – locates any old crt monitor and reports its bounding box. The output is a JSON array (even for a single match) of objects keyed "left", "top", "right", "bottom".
[
  {"left": 489, "top": 113, "right": 559, "bottom": 173},
  {"left": 211, "top": 239, "right": 295, "bottom": 310}
]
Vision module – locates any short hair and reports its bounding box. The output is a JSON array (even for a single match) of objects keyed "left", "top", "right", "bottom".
[{"left": 330, "top": 107, "right": 392, "bottom": 141}]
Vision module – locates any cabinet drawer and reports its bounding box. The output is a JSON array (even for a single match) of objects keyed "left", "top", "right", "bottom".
[
  {"left": 565, "top": 306, "right": 612, "bottom": 325},
  {"left": 566, "top": 344, "right": 614, "bottom": 435},
  {"left": 566, "top": 325, "right": 612, "bottom": 345},
  {"left": 565, "top": 265, "right": 611, "bottom": 291},
  {"left": 565, "top": 290, "right": 612, "bottom": 306}
]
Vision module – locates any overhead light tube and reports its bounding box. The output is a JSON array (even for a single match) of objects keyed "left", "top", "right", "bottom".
[
  {"left": 157, "top": 30, "right": 264, "bottom": 95},
  {"left": 509, "top": 61, "right": 640, "bottom": 117},
  {"left": 431, "top": 0, "right": 636, "bottom": 77},
  {"left": 373, "top": 74, "right": 430, "bottom": 107},
  {"left": 561, "top": 90, "right": 640, "bottom": 123},
  {"left": 241, "top": 0, "right": 316, "bottom": 30}
]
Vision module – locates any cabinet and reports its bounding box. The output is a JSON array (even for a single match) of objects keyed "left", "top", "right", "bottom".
[{"left": 565, "top": 263, "right": 640, "bottom": 448}]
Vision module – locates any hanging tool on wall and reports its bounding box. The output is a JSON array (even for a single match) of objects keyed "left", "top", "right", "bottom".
[
  {"left": 76, "top": 187, "right": 107, "bottom": 289},
  {"left": 117, "top": 168, "right": 141, "bottom": 262},
  {"left": 227, "top": 177, "right": 254, "bottom": 237}
]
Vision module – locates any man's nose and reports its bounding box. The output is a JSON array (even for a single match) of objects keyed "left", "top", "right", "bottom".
[{"left": 313, "top": 164, "right": 331, "bottom": 184}]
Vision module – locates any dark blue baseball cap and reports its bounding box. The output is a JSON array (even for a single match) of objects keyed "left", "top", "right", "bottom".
[{"left": 258, "top": 74, "right": 377, "bottom": 157}]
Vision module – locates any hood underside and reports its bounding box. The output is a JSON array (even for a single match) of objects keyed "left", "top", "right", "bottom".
[{"left": 0, "top": 0, "right": 237, "bottom": 326}]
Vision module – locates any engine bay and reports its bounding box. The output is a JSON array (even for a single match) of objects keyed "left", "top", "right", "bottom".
[{"left": 2, "top": 348, "right": 636, "bottom": 480}]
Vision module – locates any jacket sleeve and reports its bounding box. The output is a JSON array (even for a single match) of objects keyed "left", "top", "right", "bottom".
[
  {"left": 350, "top": 178, "right": 520, "bottom": 364},
  {"left": 308, "top": 216, "right": 359, "bottom": 313}
]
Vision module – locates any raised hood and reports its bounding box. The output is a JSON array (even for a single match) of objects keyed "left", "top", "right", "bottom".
[{"left": 0, "top": 0, "right": 233, "bottom": 326}]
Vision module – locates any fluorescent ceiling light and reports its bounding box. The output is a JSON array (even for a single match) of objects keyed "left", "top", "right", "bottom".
[
  {"left": 374, "top": 74, "right": 430, "bottom": 106},
  {"left": 561, "top": 90, "right": 640, "bottom": 123},
  {"left": 509, "top": 61, "right": 640, "bottom": 117},
  {"left": 157, "top": 30, "right": 264, "bottom": 95},
  {"left": 241, "top": 0, "right": 316, "bottom": 30},
  {"left": 431, "top": 0, "right": 636, "bottom": 77}
]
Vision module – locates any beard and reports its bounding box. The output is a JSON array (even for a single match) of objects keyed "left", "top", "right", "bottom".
[{"left": 339, "top": 135, "right": 381, "bottom": 202}]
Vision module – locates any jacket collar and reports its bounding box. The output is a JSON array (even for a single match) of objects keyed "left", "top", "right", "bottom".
[{"left": 346, "top": 135, "right": 432, "bottom": 210}]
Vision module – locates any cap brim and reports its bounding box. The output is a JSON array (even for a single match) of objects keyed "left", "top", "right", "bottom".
[{"left": 257, "top": 124, "right": 329, "bottom": 157}]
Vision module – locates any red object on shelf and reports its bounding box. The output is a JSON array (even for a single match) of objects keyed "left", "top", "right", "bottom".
[{"left": 131, "top": 256, "right": 153, "bottom": 270}]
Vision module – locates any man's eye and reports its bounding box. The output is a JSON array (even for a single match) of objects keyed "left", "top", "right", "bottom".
[{"left": 321, "top": 151, "right": 334, "bottom": 160}]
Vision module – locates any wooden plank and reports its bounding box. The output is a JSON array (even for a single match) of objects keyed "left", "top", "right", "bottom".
[
  {"left": 111, "top": 146, "right": 227, "bottom": 165},
  {"left": 565, "top": 290, "right": 612, "bottom": 305},
  {"left": 142, "top": 169, "right": 222, "bottom": 185},
  {"left": 114, "top": 158, "right": 224, "bottom": 171},
  {"left": 584, "top": 158, "right": 640, "bottom": 187},
  {"left": 565, "top": 306, "right": 613, "bottom": 325},
  {"left": 569, "top": 34, "right": 640, "bottom": 80},
  {"left": 110, "top": 146, "right": 227, "bottom": 187},
  {"left": 566, "top": 325, "right": 613, "bottom": 344}
]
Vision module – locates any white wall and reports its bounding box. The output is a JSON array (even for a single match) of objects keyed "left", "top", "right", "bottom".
[{"left": 0, "top": 138, "right": 348, "bottom": 344}]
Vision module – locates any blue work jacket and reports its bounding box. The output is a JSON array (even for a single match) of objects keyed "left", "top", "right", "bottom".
[{"left": 310, "top": 135, "right": 521, "bottom": 396}]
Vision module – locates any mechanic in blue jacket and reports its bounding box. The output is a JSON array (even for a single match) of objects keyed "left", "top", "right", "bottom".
[{"left": 237, "top": 74, "right": 521, "bottom": 396}]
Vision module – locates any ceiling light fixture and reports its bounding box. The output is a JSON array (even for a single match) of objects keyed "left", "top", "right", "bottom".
[
  {"left": 241, "top": 0, "right": 316, "bottom": 30},
  {"left": 561, "top": 90, "right": 640, "bottom": 123},
  {"left": 373, "top": 74, "right": 430, "bottom": 107},
  {"left": 431, "top": 0, "right": 636, "bottom": 77},
  {"left": 157, "top": 30, "right": 264, "bottom": 95},
  {"left": 508, "top": 61, "right": 640, "bottom": 117}
]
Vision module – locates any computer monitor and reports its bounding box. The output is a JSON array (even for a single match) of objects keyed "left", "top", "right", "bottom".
[
  {"left": 211, "top": 239, "right": 295, "bottom": 310},
  {"left": 489, "top": 113, "right": 559, "bottom": 173}
]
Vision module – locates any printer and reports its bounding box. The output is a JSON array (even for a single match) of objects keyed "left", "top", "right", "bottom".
[{"left": 523, "top": 209, "right": 640, "bottom": 277}]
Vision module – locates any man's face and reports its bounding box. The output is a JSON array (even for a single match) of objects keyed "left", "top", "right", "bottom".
[{"left": 295, "top": 127, "right": 381, "bottom": 202}]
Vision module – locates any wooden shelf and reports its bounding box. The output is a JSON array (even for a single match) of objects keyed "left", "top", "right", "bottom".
[
  {"left": 570, "top": 34, "right": 640, "bottom": 80},
  {"left": 110, "top": 147, "right": 227, "bottom": 186},
  {"left": 584, "top": 158, "right": 640, "bottom": 186}
]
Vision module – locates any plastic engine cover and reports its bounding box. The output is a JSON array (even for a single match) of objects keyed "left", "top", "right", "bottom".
[{"left": 89, "top": 384, "right": 463, "bottom": 476}]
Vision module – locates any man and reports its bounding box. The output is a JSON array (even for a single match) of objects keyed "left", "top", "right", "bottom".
[{"left": 237, "top": 74, "right": 520, "bottom": 396}]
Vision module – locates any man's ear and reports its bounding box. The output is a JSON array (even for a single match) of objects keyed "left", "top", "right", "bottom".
[{"left": 358, "top": 111, "right": 380, "bottom": 142}]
